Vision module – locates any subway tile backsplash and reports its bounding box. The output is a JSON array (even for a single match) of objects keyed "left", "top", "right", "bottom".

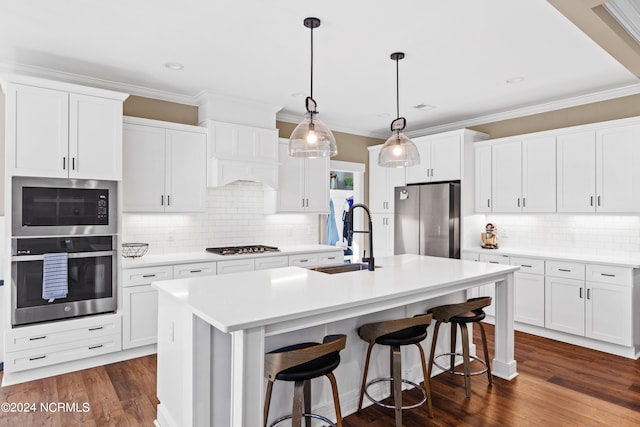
[
  {"left": 485, "top": 214, "right": 640, "bottom": 259},
  {"left": 122, "top": 181, "right": 319, "bottom": 255}
]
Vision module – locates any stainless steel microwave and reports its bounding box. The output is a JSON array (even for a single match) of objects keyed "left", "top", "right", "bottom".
[{"left": 12, "top": 177, "right": 117, "bottom": 236}]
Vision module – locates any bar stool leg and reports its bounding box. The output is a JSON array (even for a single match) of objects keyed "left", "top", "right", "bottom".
[
  {"left": 358, "top": 342, "right": 375, "bottom": 411},
  {"left": 460, "top": 323, "right": 472, "bottom": 398},
  {"left": 391, "top": 345, "right": 403, "bottom": 427},
  {"left": 264, "top": 380, "right": 274, "bottom": 427},
  {"left": 478, "top": 322, "right": 493, "bottom": 385},
  {"left": 415, "top": 342, "right": 434, "bottom": 418},
  {"left": 427, "top": 321, "right": 441, "bottom": 380},
  {"left": 389, "top": 346, "right": 395, "bottom": 399},
  {"left": 303, "top": 380, "right": 312, "bottom": 427},
  {"left": 449, "top": 322, "right": 458, "bottom": 372},
  {"left": 292, "top": 380, "right": 304, "bottom": 427},
  {"left": 326, "top": 372, "right": 344, "bottom": 427}
]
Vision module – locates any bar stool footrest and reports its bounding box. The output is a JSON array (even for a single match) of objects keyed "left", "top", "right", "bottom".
[
  {"left": 269, "top": 413, "right": 337, "bottom": 427},
  {"left": 363, "top": 377, "right": 427, "bottom": 410},
  {"left": 433, "top": 352, "right": 489, "bottom": 376}
]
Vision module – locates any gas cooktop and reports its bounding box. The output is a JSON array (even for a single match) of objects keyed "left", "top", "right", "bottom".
[{"left": 206, "top": 245, "right": 280, "bottom": 256}]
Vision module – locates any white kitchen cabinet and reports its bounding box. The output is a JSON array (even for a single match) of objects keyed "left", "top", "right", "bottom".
[
  {"left": 265, "top": 140, "right": 329, "bottom": 213},
  {"left": 595, "top": 123, "right": 640, "bottom": 212},
  {"left": 474, "top": 145, "right": 493, "bottom": 213},
  {"left": 556, "top": 130, "right": 597, "bottom": 212},
  {"left": 545, "top": 261, "right": 633, "bottom": 346},
  {"left": 368, "top": 146, "right": 406, "bottom": 213},
  {"left": 491, "top": 141, "right": 522, "bottom": 213},
  {"left": 217, "top": 258, "right": 256, "bottom": 275},
  {"left": 4, "top": 314, "right": 122, "bottom": 372},
  {"left": 5, "top": 81, "right": 126, "bottom": 180},
  {"left": 406, "top": 135, "right": 461, "bottom": 184},
  {"left": 123, "top": 117, "right": 207, "bottom": 213},
  {"left": 481, "top": 136, "right": 556, "bottom": 213},
  {"left": 204, "top": 120, "right": 279, "bottom": 188},
  {"left": 511, "top": 257, "right": 545, "bottom": 327},
  {"left": 122, "top": 265, "right": 173, "bottom": 350},
  {"left": 371, "top": 213, "right": 394, "bottom": 257},
  {"left": 255, "top": 256, "right": 289, "bottom": 270},
  {"left": 173, "top": 262, "right": 217, "bottom": 278}
]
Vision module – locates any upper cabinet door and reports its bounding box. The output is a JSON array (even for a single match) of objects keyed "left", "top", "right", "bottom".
[
  {"left": 557, "top": 131, "right": 596, "bottom": 212},
  {"left": 69, "top": 94, "right": 123, "bottom": 180},
  {"left": 596, "top": 124, "right": 640, "bottom": 212},
  {"left": 165, "top": 129, "right": 207, "bottom": 212},
  {"left": 474, "top": 145, "right": 492, "bottom": 213},
  {"left": 522, "top": 136, "right": 556, "bottom": 213},
  {"left": 405, "top": 137, "right": 431, "bottom": 184},
  {"left": 491, "top": 141, "right": 522, "bottom": 212},
  {"left": 6, "top": 84, "right": 69, "bottom": 178},
  {"left": 369, "top": 148, "right": 388, "bottom": 212},
  {"left": 123, "top": 124, "right": 166, "bottom": 212},
  {"left": 430, "top": 135, "right": 461, "bottom": 182},
  {"left": 304, "top": 157, "right": 330, "bottom": 213}
]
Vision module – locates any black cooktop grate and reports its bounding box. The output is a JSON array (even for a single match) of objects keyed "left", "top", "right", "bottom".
[{"left": 206, "top": 245, "right": 280, "bottom": 256}]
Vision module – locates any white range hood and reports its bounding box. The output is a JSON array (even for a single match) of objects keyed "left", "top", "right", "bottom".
[{"left": 197, "top": 91, "right": 283, "bottom": 189}]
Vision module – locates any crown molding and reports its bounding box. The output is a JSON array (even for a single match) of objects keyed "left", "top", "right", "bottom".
[
  {"left": 0, "top": 62, "right": 199, "bottom": 105},
  {"left": 406, "top": 81, "right": 640, "bottom": 137}
]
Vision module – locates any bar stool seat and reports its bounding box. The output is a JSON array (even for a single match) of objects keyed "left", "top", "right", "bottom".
[
  {"left": 427, "top": 297, "right": 493, "bottom": 398},
  {"left": 357, "top": 314, "right": 434, "bottom": 427},
  {"left": 264, "top": 334, "right": 346, "bottom": 427}
]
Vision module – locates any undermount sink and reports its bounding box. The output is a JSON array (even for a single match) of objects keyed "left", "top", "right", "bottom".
[{"left": 309, "top": 263, "right": 380, "bottom": 274}]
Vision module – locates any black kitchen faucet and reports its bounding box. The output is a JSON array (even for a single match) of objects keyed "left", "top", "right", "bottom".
[{"left": 345, "top": 203, "right": 375, "bottom": 271}]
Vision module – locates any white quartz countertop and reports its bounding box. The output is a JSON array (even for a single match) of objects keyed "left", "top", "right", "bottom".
[
  {"left": 152, "top": 254, "right": 518, "bottom": 333},
  {"left": 121, "top": 244, "right": 342, "bottom": 269},
  {"left": 463, "top": 247, "right": 640, "bottom": 268}
]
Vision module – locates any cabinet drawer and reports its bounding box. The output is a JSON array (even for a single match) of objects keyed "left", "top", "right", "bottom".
[
  {"left": 173, "top": 261, "right": 217, "bottom": 278},
  {"left": 289, "top": 254, "right": 321, "bottom": 267},
  {"left": 123, "top": 265, "right": 173, "bottom": 287},
  {"left": 510, "top": 257, "right": 544, "bottom": 275},
  {"left": 318, "top": 251, "right": 343, "bottom": 266},
  {"left": 6, "top": 315, "right": 122, "bottom": 352},
  {"left": 586, "top": 264, "right": 632, "bottom": 286},
  {"left": 478, "top": 253, "right": 510, "bottom": 265},
  {"left": 5, "top": 334, "right": 121, "bottom": 373},
  {"left": 217, "top": 259, "right": 255, "bottom": 275},
  {"left": 255, "top": 256, "right": 289, "bottom": 271},
  {"left": 546, "top": 261, "right": 585, "bottom": 280}
]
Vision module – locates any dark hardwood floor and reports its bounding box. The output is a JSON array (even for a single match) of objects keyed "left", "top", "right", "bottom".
[{"left": 1, "top": 324, "right": 639, "bottom": 426}]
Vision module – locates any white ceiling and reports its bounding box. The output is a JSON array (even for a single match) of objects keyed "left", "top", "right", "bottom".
[{"left": 1, "top": 0, "right": 639, "bottom": 137}]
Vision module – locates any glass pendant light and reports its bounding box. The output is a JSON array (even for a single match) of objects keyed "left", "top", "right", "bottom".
[
  {"left": 289, "top": 17, "right": 337, "bottom": 158},
  {"left": 378, "top": 52, "right": 420, "bottom": 167}
]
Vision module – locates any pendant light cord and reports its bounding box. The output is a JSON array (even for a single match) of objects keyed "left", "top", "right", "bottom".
[
  {"left": 395, "top": 56, "right": 400, "bottom": 119},
  {"left": 310, "top": 24, "right": 314, "bottom": 100}
]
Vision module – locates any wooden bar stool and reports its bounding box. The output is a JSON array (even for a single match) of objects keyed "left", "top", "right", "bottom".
[
  {"left": 263, "top": 334, "right": 346, "bottom": 427},
  {"left": 357, "top": 314, "right": 434, "bottom": 427},
  {"left": 427, "top": 297, "right": 493, "bottom": 398}
]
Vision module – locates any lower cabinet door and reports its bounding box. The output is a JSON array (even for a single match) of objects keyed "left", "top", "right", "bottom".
[
  {"left": 545, "top": 276, "right": 584, "bottom": 335},
  {"left": 123, "top": 285, "right": 159, "bottom": 349},
  {"left": 514, "top": 272, "right": 545, "bottom": 327},
  {"left": 586, "top": 281, "right": 632, "bottom": 346}
]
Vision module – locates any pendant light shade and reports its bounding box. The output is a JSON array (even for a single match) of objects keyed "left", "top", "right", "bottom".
[
  {"left": 378, "top": 52, "right": 420, "bottom": 168},
  {"left": 289, "top": 17, "right": 337, "bottom": 158}
]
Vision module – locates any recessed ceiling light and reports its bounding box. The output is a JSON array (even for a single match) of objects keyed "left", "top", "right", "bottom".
[
  {"left": 413, "top": 104, "right": 437, "bottom": 111},
  {"left": 164, "top": 62, "right": 184, "bottom": 71},
  {"left": 506, "top": 76, "right": 525, "bottom": 84}
]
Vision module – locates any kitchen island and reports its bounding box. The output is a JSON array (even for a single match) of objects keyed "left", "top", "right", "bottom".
[{"left": 152, "top": 254, "right": 518, "bottom": 427}]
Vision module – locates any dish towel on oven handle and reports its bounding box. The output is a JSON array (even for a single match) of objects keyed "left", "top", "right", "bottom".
[{"left": 42, "top": 252, "right": 68, "bottom": 302}]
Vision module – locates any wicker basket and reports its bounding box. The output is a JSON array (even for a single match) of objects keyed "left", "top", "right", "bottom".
[{"left": 122, "top": 243, "right": 149, "bottom": 258}]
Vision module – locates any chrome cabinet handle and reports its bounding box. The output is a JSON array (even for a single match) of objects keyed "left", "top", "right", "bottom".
[
  {"left": 161, "top": 195, "right": 164, "bottom": 206},
  {"left": 72, "top": 157, "right": 76, "bottom": 170},
  {"left": 586, "top": 288, "right": 591, "bottom": 300},
  {"left": 63, "top": 157, "right": 67, "bottom": 170},
  {"left": 601, "top": 273, "right": 615, "bottom": 277},
  {"left": 590, "top": 196, "right": 594, "bottom": 206},
  {"left": 88, "top": 344, "right": 104, "bottom": 350},
  {"left": 190, "top": 269, "right": 202, "bottom": 273},
  {"left": 167, "top": 195, "right": 171, "bottom": 206},
  {"left": 142, "top": 274, "right": 156, "bottom": 278},
  {"left": 29, "top": 336, "right": 46, "bottom": 341},
  {"left": 559, "top": 268, "right": 571, "bottom": 272},
  {"left": 579, "top": 288, "right": 583, "bottom": 299},
  {"left": 517, "top": 198, "right": 520, "bottom": 207},
  {"left": 29, "top": 355, "right": 46, "bottom": 361},
  {"left": 521, "top": 264, "right": 532, "bottom": 268},
  {"left": 88, "top": 326, "right": 103, "bottom": 331},
  {"left": 523, "top": 197, "right": 526, "bottom": 208},
  {"left": 597, "top": 196, "right": 601, "bottom": 206}
]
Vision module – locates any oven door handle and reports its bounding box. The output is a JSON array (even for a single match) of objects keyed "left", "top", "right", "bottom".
[{"left": 12, "top": 250, "right": 116, "bottom": 262}]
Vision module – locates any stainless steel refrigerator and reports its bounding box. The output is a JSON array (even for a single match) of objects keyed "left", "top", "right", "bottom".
[{"left": 394, "top": 182, "right": 460, "bottom": 258}]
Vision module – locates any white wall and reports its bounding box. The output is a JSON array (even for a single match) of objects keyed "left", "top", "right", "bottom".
[
  {"left": 483, "top": 214, "right": 640, "bottom": 258},
  {"left": 122, "top": 181, "right": 320, "bottom": 255}
]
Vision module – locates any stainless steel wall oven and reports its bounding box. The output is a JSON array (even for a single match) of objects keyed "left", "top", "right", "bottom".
[{"left": 11, "top": 236, "right": 116, "bottom": 326}]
